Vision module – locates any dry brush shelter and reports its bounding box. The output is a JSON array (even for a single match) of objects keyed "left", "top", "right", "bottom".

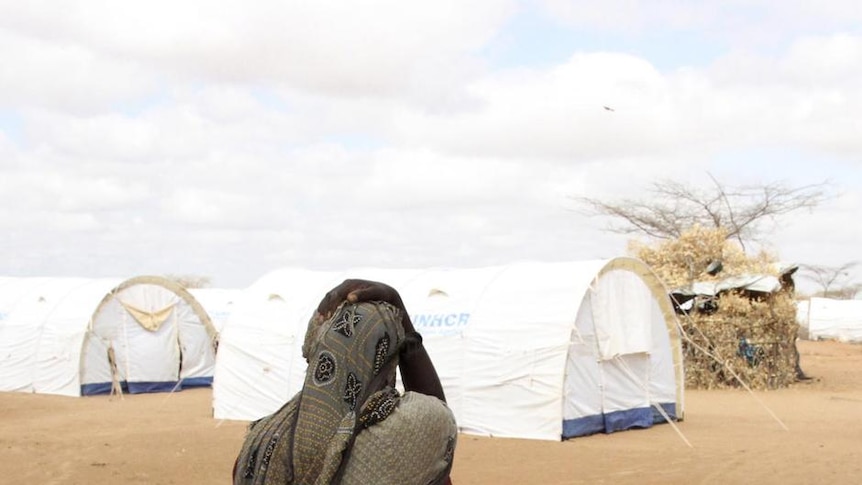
[
  {"left": 0, "top": 276, "right": 218, "bottom": 396},
  {"left": 667, "top": 270, "right": 802, "bottom": 389},
  {"left": 213, "top": 258, "right": 685, "bottom": 441}
]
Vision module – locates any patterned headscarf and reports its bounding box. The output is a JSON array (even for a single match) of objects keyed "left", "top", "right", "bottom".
[{"left": 292, "top": 301, "right": 405, "bottom": 484}]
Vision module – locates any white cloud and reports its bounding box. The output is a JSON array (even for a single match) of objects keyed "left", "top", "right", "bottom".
[
  {"left": 539, "top": 0, "right": 716, "bottom": 33},
  {"left": 388, "top": 34, "right": 862, "bottom": 162},
  {"left": 391, "top": 52, "right": 680, "bottom": 160},
  {"left": 1, "top": 3, "right": 860, "bottom": 287},
  {"left": 0, "top": 0, "right": 514, "bottom": 108},
  {"left": 0, "top": 30, "right": 159, "bottom": 113},
  {"left": 538, "top": 0, "right": 862, "bottom": 45},
  {"left": 681, "top": 34, "right": 862, "bottom": 157}
]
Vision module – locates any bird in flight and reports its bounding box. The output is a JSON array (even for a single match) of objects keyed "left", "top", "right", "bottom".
[{"left": 603, "top": 105, "right": 615, "bottom": 112}]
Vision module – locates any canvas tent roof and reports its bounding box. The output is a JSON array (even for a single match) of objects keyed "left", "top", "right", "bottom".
[
  {"left": 0, "top": 276, "right": 219, "bottom": 396},
  {"left": 213, "top": 258, "right": 685, "bottom": 441}
]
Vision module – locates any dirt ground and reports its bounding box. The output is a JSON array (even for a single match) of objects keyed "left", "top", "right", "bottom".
[{"left": 1, "top": 339, "right": 860, "bottom": 484}]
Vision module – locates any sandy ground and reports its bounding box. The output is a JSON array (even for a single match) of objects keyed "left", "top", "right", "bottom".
[{"left": 2, "top": 339, "right": 861, "bottom": 485}]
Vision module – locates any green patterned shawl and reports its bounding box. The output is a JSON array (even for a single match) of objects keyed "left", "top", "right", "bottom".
[{"left": 234, "top": 301, "right": 456, "bottom": 485}]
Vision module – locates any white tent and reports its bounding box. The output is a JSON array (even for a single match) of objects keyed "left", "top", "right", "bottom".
[
  {"left": 0, "top": 277, "right": 121, "bottom": 395},
  {"left": 0, "top": 276, "right": 219, "bottom": 396},
  {"left": 82, "top": 276, "right": 219, "bottom": 395},
  {"left": 213, "top": 258, "right": 685, "bottom": 441},
  {"left": 801, "top": 297, "right": 862, "bottom": 342}
]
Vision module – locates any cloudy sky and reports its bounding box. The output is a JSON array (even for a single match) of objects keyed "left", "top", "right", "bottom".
[{"left": 1, "top": 0, "right": 860, "bottom": 291}]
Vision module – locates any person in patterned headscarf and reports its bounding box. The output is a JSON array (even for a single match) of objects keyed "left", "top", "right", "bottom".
[{"left": 234, "top": 279, "right": 456, "bottom": 485}]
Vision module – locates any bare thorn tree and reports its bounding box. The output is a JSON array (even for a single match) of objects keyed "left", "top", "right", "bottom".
[
  {"left": 800, "top": 262, "right": 859, "bottom": 298},
  {"left": 574, "top": 175, "right": 830, "bottom": 251}
]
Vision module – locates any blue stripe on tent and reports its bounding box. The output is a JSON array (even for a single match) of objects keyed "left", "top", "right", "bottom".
[
  {"left": 81, "top": 382, "right": 113, "bottom": 396},
  {"left": 562, "top": 413, "right": 605, "bottom": 438},
  {"left": 562, "top": 402, "right": 678, "bottom": 439},
  {"left": 81, "top": 382, "right": 129, "bottom": 396},
  {"left": 82, "top": 378, "right": 214, "bottom": 395},
  {"left": 604, "top": 406, "right": 653, "bottom": 433},
  {"left": 181, "top": 376, "right": 213, "bottom": 388},
  {"left": 127, "top": 381, "right": 180, "bottom": 394},
  {"left": 652, "top": 402, "right": 678, "bottom": 423}
]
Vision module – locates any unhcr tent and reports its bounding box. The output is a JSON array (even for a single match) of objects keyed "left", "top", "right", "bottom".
[
  {"left": 0, "top": 277, "right": 121, "bottom": 395},
  {"left": 82, "top": 276, "right": 219, "bottom": 395},
  {"left": 800, "top": 297, "right": 862, "bottom": 342},
  {"left": 0, "top": 276, "right": 219, "bottom": 396},
  {"left": 214, "top": 258, "right": 684, "bottom": 441}
]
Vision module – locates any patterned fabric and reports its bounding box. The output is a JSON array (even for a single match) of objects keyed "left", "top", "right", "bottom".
[
  {"left": 358, "top": 388, "right": 401, "bottom": 429},
  {"left": 234, "top": 301, "right": 457, "bottom": 484},
  {"left": 235, "top": 396, "right": 300, "bottom": 484},
  {"left": 342, "top": 391, "right": 457, "bottom": 485},
  {"left": 292, "top": 302, "right": 405, "bottom": 484}
]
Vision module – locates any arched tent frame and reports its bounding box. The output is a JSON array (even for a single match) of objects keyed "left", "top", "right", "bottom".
[
  {"left": 585, "top": 257, "right": 685, "bottom": 434},
  {"left": 81, "top": 275, "right": 220, "bottom": 395},
  {"left": 213, "top": 258, "right": 685, "bottom": 441},
  {"left": 89, "top": 276, "right": 218, "bottom": 342}
]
